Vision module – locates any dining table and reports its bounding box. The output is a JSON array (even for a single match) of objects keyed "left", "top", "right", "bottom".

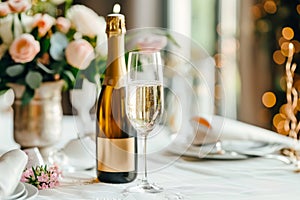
[{"left": 1, "top": 111, "right": 300, "bottom": 200}]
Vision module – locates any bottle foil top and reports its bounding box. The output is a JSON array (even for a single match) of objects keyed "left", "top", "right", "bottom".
[{"left": 106, "top": 14, "right": 126, "bottom": 35}]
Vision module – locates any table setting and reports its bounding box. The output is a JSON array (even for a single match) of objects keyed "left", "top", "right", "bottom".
[
  {"left": 1, "top": 1, "right": 300, "bottom": 200},
  {"left": 2, "top": 107, "right": 300, "bottom": 199}
]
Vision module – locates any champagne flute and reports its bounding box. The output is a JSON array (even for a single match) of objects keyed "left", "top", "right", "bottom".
[{"left": 125, "top": 51, "right": 164, "bottom": 193}]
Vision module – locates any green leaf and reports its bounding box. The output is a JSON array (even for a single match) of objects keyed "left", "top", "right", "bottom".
[
  {"left": 0, "top": 89, "right": 8, "bottom": 96},
  {"left": 6, "top": 65, "right": 25, "bottom": 77},
  {"left": 65, "top": 0, "right": 74, "bottom": 15},
  {"left": 21, "top": 87, "right": 34, "bottom": 105},
  {"left": 50, "top": 33, "right": 68, "bottom": 61},
  {"left": 62, "top": 70, "right": 76, "bottom": 88},
  {"left": 36, "top": 62, "right": 55, "bottom": 74},
  {"left": 25, "top": 71, "right": 43, "bottom": 89},
  {"left": 39, "top": 37, "right": 50, "bottom": 55}
]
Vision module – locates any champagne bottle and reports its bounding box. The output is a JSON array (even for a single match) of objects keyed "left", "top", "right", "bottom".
[{"left": 96, "top": 12, "right": 137, "bottom": 183}]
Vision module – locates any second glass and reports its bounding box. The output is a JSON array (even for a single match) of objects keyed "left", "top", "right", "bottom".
[{"left": 125, "top": 51, "right": 164, "bottom": 193}]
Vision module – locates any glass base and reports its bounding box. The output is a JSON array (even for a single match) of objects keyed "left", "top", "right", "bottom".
[
  {"left": 125, "top": 181, "right": 163, "bottom": 193},
  {"left": 122, "top": 180, "right": 184, "bottom": 199}
]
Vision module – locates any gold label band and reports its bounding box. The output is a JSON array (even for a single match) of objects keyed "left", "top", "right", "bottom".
[{"left": 97, "top": 137, "right": 135, "bottom": 172}]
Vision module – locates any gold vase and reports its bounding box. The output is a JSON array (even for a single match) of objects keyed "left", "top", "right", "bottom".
[{"left": 10, "top": 80, "right": 64, "bottom": 148}]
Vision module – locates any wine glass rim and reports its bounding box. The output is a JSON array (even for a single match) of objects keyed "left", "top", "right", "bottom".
[{"left": 128, "top": 50, "right": 161, "bottom": 55}]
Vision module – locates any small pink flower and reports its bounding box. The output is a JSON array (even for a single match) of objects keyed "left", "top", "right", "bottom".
[
  {"left": 37, "top": 172, "right": 49, "bottom": 182},
  {"left": 134, "top": 34, "right": 167, "bottom": 52},
  {"left": 33, "top": 13, "right": 56, "bottom": 37},
  {"left": 56, "top": 17, "right": 71, "bottom": 34},
  {"left": 9, "top": 33, "right": 40, "bottom": 63},
  {"left": 8, "top": 0, "right": 31, "bottom": 13},
  {"left": 49, "top": 181, "right": 57, "bottom": 188},
  {"left": 50, "top": 172, "right": 58, "bottom": 181},
  {"left": 21, "top": 171, "right": 29, "bottom": 182},
  {"left": 38, "top": 183, "right": 49, "bottom": 190},
  {"left": 65, "top": 39, "right": 95, "bottom": 70},
  {"left": 0, "top": 2, "right": 11, "bottom": 17}
]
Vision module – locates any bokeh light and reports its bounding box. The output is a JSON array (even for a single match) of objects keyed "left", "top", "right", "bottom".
[
  {"left": 262, "top": 92, "right": 276, "bottom": 108},
  {"left": 273, "top": 50, "right": 286, "bottom": 65},
  {"left": 282, "top": 27, "right": 294, "bottom": 40},
  {"left": 291, "top": 40, "right": 300, "bottom": 53},
  {"left": 281, "top": 41, "right": 294, "bottom": 56},
  {"left": 252, "top": 4, "right": 263, "bottom": 19},
  {"left": 278, "top": 37, "right": 287, "bottom": 46},
  {"left": 273, "top": 113, "right": 285, "bottom": 129},
  {"left": 279, "top": 76, "right": 286, "bottom": 91},
  {"left": 256, "top": 20, "right": 270, "bottom": 33},
  {"left": 263, "top": 0, "right": 277, "bottom": 14}
]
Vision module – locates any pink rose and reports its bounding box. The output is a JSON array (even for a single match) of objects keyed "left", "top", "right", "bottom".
[
  {"left": 8, "top": 0, "right": 31, "bottom": 13},
  {"left": 9, "top": 33, "right": 40, "bottom": 63},
  {"left": 0, "top": 2, "right": 11, "bottom": 17},
  {"left": 32, "top": 14, "right": 56, "bottom": 37},
  {"left": 136, "top": 34, "right": 167, "bottom": 52},
  {"left": 56, "top": 17, "right": 71, "bottom": 34},
  {"left": 65, "top": 39, "right": 95, "bottom": 70}
]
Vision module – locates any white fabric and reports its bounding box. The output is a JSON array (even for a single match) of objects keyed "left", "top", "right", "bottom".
[
  {"left": 2, "top": 115, "right": 300, "bottom": 199},
  {"left": 36, "top": 152, "right": 300, "bottom": 200},
  {"left": 191, "top": 114, "right": 300, "bottom": 149},
  {"left": 0, "top": 149, "right": 28, "bottom": 197},
  {"left": 0, "top": 89, "right": 14, "bottom": 111}
]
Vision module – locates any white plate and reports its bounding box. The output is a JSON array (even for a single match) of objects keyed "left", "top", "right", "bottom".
[
  {"left": 167, "top": 142, "right": 249, "bottom": 160},
  {"left": 221, "top": 140, "right": 283, "bottom": 156},
  {"left": 23, "top": 183, "right": 38, "bottom": 200},
  {"left": 168, "top": 140, "right": 283, "bottom": 160},
  {"left": 3, "top": 182, "right": 25, "bottom": 200},
  {"left": 14, "top": 189, "right": 27, "bottom": 200}
]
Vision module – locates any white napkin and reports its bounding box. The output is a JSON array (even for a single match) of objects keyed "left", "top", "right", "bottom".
[
  {"left": 0, "top": 89, "right": 14, "bottom": 111},
  {"left": 190, "top": 114, "right": 300, "bottom": 150},
  {"left": 0, "top": 149, "right": 28, "bottom": 198}
]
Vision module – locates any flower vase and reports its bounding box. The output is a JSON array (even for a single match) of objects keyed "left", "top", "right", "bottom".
[{"left": 9, "top": 80, "right": 64, "bottom": 149}]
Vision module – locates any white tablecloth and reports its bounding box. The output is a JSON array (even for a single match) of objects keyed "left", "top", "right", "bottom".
[{"left": 1, "top": 113, "right": 300, "bottom": 200}]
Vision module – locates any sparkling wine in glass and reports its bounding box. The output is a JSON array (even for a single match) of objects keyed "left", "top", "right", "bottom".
[{"left": 125, "top": 51, "right": 164, "bottom": 193}]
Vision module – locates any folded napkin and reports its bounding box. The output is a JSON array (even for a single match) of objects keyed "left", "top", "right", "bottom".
[
  {"left": 0, "top": 149, "right": 28, "bottom": 198},
  {"left": 0, "top": 89, "right": 14, "bottom": 111},
  {"left": 190, "top": 114, "right": 300, "bottom": 150}
]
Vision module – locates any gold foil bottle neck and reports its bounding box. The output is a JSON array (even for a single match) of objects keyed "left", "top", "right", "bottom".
[{"left": 106, "top": 14, "right": 126, "bottom": 36}]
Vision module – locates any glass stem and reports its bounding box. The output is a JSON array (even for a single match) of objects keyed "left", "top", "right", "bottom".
[{"left": 141, "top": 135, "right": 149, "bottom": 185}]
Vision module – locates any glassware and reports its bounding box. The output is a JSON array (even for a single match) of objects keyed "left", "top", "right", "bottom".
[{"left": 125, "top": 51, "right": 164, "bottom": 193}]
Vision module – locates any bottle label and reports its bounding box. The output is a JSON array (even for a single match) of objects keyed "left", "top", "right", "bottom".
[{"left": 97, "top": 137, "right": 135, "bottom": 172}]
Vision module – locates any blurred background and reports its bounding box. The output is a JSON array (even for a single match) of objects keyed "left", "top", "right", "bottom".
[{"left": 72, "top": 0, "right": 300, "bottom": 133}]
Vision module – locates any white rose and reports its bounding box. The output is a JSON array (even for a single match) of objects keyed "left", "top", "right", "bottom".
[
  {"left": 66, "top": 5, "right": 106, "bottom": 37},
  {"left": 49, "top": 0, "right": 66, "bottom": 5},
  {"left": 20, "top": 13, "right": 35, "bottom": 33},
  {"left": 13, "top": 13, "right": 23, "bottom": 38},
  {"left": 0, "top": 15, "right": 13, "bottom": 44},
  {"left": 0, "top": 44, "right": 8, "bottom": 59},
  {"left": 95, "top": 32, "right": 107, "bottom": 57}
]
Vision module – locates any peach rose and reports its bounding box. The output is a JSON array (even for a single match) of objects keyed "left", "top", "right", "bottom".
[
  {"left": 0, "top": 2, "right": 11, "bottom": 17},
  {"left": 32, "top": 14, "right": 56, "bottom": 37},
  {"left": 56, "top": 17, "right": 71, "bottom": 34},
  {"left": 9, "top": 33, "right": 40, "bottom": 63},
  {"left": 65, "top": 39, "right": 95, "bottom": 70},
  {"left": 8, "top": 0, "right": 31, "bottom": 13}
]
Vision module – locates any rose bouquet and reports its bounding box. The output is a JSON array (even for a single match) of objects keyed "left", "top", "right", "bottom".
[{"left": 0, "top": 0, "right": 106, "bottom": 104}]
